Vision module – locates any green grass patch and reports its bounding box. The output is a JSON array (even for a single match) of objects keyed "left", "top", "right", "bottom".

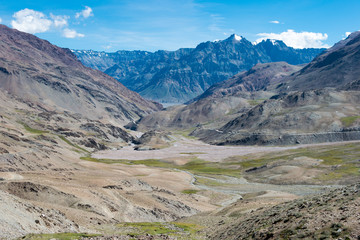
[
  {"left": 80, "top": 156, "right": 131, "bottom": 164},
  {"left": 234, "top": 143, "right": 360, "bottom": 168},
  {"left": 248, "top": 99, "right": 266, "bottom": 106},
  {"left": 341, "top": 116, "right": 360, "bottom": 127},
  {"left": 18, "top": 121, "right": 48, "bottom": 134},
  {"left": 113, "top": 222, "right": 204, "bottom": 239},
  {"left": 173, "top": 128, "right": 198, "bottom": 140},
  {"left": 81, "top": 155, "right": 241, "bottom": 178},
  {"left": 195, "top": 177, "right": 225, "bottom": 187},
  {"left": 181, "top": 189, "right": 200, "bottom": 194},
  {"left": 228, "top": 143, "right": 360, "bottom": 182},
  {"left": 19, "top": 232, "right": 101, "bottom": 240},
  {"left": 180, "top": 159, "right": 240, "bottom": 177},
  {"left": 133, "top": 159, "right": 175, "bottom": 168},
  {"left": 58, "top": 135, "right": 89, "bottom": 153},
  {"left": 80, "top": 156, "right": 175, "bottom": 169},
  {"left": 317, "top": 163, "right": 360, "bottom": 181},
  {"left": 116, "top": 222, "right": 176, "bottom": 235}
]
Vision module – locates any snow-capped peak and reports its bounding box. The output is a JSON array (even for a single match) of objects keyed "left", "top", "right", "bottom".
[
  {"left": 270, "top": 39, "right": 277, "bottom": 44},
  {"left": 234, "top": 34, "right": 242, "bottom": 41}
]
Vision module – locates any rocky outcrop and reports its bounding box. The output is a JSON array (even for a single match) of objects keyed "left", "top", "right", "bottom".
[{"left": 210, "top": 184, "right": 360, "bottom": 239}]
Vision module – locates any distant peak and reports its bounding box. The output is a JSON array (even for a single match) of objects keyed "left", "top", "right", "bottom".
[
  {"left": 226, "top": 34, "right": 243, "bottom": 42},
  {"left": 269, "top": 39, "right": 277, "bottom": 44},
  {"left": 234, "top": 34, "right": 242, "bottom": 41},
  {"left": 266, "top": 39, "right": 283, "bottom": 44},
  {"left": 255, "top": 38, "right": 287, "bottom": 47}
]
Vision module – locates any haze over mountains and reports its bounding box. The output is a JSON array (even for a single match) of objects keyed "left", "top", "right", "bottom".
[{"left": 74, "top": 34, "right": 324, "bottom": 103}]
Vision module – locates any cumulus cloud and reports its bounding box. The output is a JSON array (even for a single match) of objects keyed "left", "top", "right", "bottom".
[
  {"left": 256, "top": 29, "right": 329, "bottom": 48},
  {"left": 0, "top": 18, "right": 2, "bottom": 23},
  {"left": 269, "top": 20, "right": 280, "bottom": 24},
  {"left": 50, "top": 14, "right": 69, "bottom": 28},
  {"left": 75, "top": 6, "right": 93, "bottom": 19},
  {"left": 11, "top": 8, "right": 85, "bottom": 39},
  {"left": 62, "top": 28, "right": 85, "bottom": 38},
  {"left": 11, "top": 8, "right": 52, "bottom": 34}
]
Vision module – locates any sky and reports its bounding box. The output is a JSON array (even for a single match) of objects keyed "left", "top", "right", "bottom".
[{"left": 0, "top": 0, "right": 359, "bottom": 52}]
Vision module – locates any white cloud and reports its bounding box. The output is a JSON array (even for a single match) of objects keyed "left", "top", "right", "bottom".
[
  {"left": 269, "top": 20, "right": 280, "bottom": 24},
  {"left": 256, "top": 29, "right": 329, "bottom": 49},
  {"left": 0, "top": 18, "right": 2, "bottom": 23},
  {"left": 11, "top": 8, "right": 52, "bottom": 34},
  {"left": 51, "top": 14, "right": 69, "bottom": 28},
  {"left": 345, "top": 32, "right": 352, "bottom": 37},
  {"left": 75, "top": 6, "right": 93, "bottom": 19},
  {"left": 11, "top": 8, "right": 86, "bottom": 39},
  {"left": 62, "top": 28, "right": 85, "bottom": 38}
]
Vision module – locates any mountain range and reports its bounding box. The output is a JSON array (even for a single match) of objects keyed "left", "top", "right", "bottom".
[
  {"left": 74, "top": 34, "right": 324, "bottom": 103},
  {"left": 135, "top": 31, "right": 360, "bottom": 146}
]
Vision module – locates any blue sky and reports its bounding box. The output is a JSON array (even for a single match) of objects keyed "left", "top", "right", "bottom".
[{"left": 0, "top": 0, "right": 359, "bottom": 51}]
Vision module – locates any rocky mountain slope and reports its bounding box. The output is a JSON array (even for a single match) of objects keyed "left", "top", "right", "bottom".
[
  {"left": 0, "top": 90, "right": 214, "bottom": 239},
  {"left": 74, "top": 35, "right": 324, "bottom": 103},
  {"left": 279, "top": 31, "right": 360, "bottom": 92},
  {"left": 191, "top": 31, "right": 360, "bottom": 145},
  {"left": 0, "top": 26, "right": 214, "bottom": 239},
  {"left": 135, "top": 62, "right": 301, "bottom": 131},
  {"left": 0, "top": 25, "right": 161, "bottom": 125},
  {"left": 195, "top": 89, "right": 360, "bottom": 145},
  {"left": 210, "top": 183, "right": 360, "bottom": 240}
]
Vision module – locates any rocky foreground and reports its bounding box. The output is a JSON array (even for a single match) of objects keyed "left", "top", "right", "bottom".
[{"left": 210, "top": 183, "right": 360, "bottom": 239}]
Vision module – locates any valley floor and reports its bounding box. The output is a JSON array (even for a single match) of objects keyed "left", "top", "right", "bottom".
[{"left": 2, "top": 133, "right": 360, "bottom": 239}]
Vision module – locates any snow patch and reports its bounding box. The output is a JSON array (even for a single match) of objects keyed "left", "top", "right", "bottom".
[{"left": 234, "top": 34, "right": 242, "bottom": 41}]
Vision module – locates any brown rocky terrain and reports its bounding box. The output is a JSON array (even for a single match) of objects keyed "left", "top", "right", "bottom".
[
  {"left": 0, "top": 24, "right": 161, "bottom": 125},
  {"left": 210, "top": 183, "right": 360, "bottom": 240},
  {"left": 0, "top": 90, "right": 217, "bottom": 239},
  {"left": 135, "top": 62, "right": 300, "bottom": 131},
  {"left": 195, "top": 89, "right": 360, "bottom": 145}
]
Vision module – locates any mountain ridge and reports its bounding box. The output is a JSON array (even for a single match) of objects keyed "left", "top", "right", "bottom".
[
  {"left": 0, "top": 24, "right": 161, "bottom": 125},
  {"left": 74, "top": 34, "right": 325, "bottom": 103},
  {"left": 278, "top": 31, "right": 360, "bottom": 92}
]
